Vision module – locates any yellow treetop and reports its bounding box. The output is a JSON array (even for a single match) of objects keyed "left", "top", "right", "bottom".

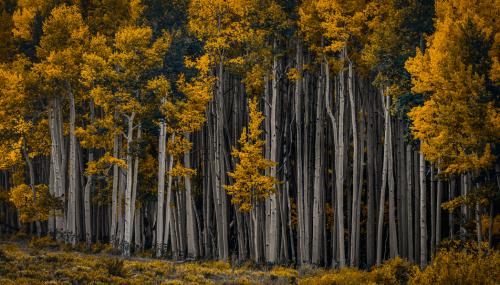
[
  {"left": 406, "top": 0, "right": 500, "bottom": 175},
  {"left": 299, "top": 0, "right": 365, "bottom": 57}
]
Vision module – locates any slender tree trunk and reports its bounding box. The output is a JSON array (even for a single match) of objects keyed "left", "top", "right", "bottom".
[
  {"left": 430, "top": 165, "right": 436, "bottom": 257},
  {"left": 84, "top": 101, "right": 95, "bottom": 245},
  {"left": 22, "top": 141, "right": 41, "bottom": 237},
  {"left": 50, "top": 98, "right": 65, "bottom": 241},
  {"left": 366, "top": 95, "right": 375, "bottom": 267},
  {"left": 436, "top": 167, "right": 442, "bottom": 250},
  {"left": 123, "top": 112, "right": 135, "bottom": 257},
  {"left": 295, "top": 39, "right": 306, "bottom": 265},
  {"left": 49, "top": 140, "right": 55, "bottom": 236},
  {"left": 165, "top": 134, "right": 175, "bottom": 255},
  {"left": 449, "top": 177, "right": 455, "bottom": 240},
  {"left": 414, "top": 150, "right": 420, "bottom": 261},
  {"left": 312, "top": 61, "right": 324, "bottom": 265},
  {"left": 488, "top": 202, "right": 494, "bottom": 248},
  {"left": 406, "top": 145, "right": 414, "bottom": 262},
  {"left": 419, "top": 151, "right": 427, "bottom": 269},
  {"left": 130, "top": 126, "right": 141, "bottom": 252},
  {"left": 476, "top": 200, "right": 482, "bottom": 246},
  {"left": 336, "top": 49, "right": 346, "bottom": 268},
  {"left": 493, "top": 165, "right": 500, "bottom": 247},
  {"left": 184, "top": 133, "right": 199, "bottom": 258},
  {"left": 376, "top": 91, "right": 390, "bottom": 266},
  {"left": 354, "top": 108, "right": 366, "bottom": 267},
  {"left": 111, "top": 126, "right": 120, "bottom": 246},
  {"left": 348, "top": 61, "right": 360, "bottom": 267},
  {"left": 324, "top": 57, "right": 340, "bottom": 267},
  {"left": 156, "top": 121, "right": 166, "bottom": 257},
  {"left": 268, "top": 46, "right": 279, "bottom": 263},
  {"left": 214, "top": 52, "right": 228, "bottom": 261}
]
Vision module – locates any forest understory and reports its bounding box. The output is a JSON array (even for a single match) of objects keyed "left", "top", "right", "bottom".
[{"left": 1, "top": 235, "right": 499, "bottom": 285}]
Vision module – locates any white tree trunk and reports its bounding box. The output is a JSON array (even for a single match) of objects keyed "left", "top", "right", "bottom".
[
  {"left": 50, "top": 98, "right": 65, "bottom": 241},
  {"left": 123, "top": 112, "right": 135, "bottom": 257},
  {"left": 387, "top": 104, "right": 398, "bottom": 258},
  {"left": 83, "top": 101, "right": 95, "bottom": 245},
  {"left": 267, "top": 47, "right": 279, "bottom": 263},
  {"left": 184, "top": 133, "right": 199, "bottom": 258},
  {"left": 336, "top": 49, "right": 347, "bottom": 268},
  {"left": 295, "top": 39, "right": 306, "bottom": 265},
  {"left": 376, "top": 90, "right": 390, "bottom": 266},
  {"left": 348, "top": 61, "right": 359, "bottom": 267},
  {"left": 130, "top": 125, "right": 141, "bottom": 251},
  {"left": 312, "top": 62, "right": 324, "bottom": 265},
  {"left": 156, "top": 121, "right": 167, "bottom": 257},
  {"left": 111, "top": 131, "right": 120, "bottom": 245},
  {"left": 164, "top": 134, "right": 175, "bottom": 255}
]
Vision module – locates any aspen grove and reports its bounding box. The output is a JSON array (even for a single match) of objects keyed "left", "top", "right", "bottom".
[{"left": 0, "top": 0, "right": 499, "bottom": 270}]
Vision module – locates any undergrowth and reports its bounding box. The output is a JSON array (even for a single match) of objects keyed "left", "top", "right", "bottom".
[{"left": 0, "top": 237, "right": 498, "bottom": 284}]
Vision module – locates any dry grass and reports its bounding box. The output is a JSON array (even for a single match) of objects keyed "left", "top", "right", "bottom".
[{"left": 0, "top": 238, "right": 498, "bottom": 284}]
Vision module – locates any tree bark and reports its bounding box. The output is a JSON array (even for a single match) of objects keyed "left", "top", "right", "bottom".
[
  {"left": 184, "top": 133, "right": 199, "bottom": 259},
  {"left": 336, "top": 49, "right": 346, "bottom": 268},
  {"left": 123, "top": 112, "right": 135, "bottom": 257},
  {"left": 156, "top": 121, "right": 166, "bottom": 257},
  {"left": 348, "top": 61, "right": 360, "bottom": 267},
  {"left": 436, "top": 167, "right": 443, "bottom": 250},
  {"left": 376, "top": 91, "right": 390, "bottom": 266},
  {"left": 419, "top": 151, "right": 427, "bottom": 269},
  {"left": 312, "top": 61, "right": 324, "bottom": 265},
  {"left": 50, "top": 98, "right": 65, "bottom": 241},
  {"left": 268, "top": 45, "right": 279, "bottom": 263},
  {"left": 406, "top": 145, "right": 414, "bottom": 262}
]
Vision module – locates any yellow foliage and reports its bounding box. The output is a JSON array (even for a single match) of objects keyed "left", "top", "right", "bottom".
[
  {"left": 168, "top": 162, "right": 196, "bottom": 178},
  {"left": 225, "top": 97, "right": 277, "bottom": 212},
  {"left": 269, "top": 266, "right": 298, "bottom": 279},
  {"left": 371, "top": 257, "right": 417, "bottom": 285},
  {"left": 86, "top": 152, "right": 127, "bottom": 176},
  {"left": 28, "top": 236, "right": 59, "bottom": 249},
  {"left": 441, "top": 184, "right": 495, "bottom": 213},
  {"left": 406, "top": 0, "right": 500, "bottom": 175},
  {"left": 482, "top": 214, "right": 500, "bottom": 241},
  {"left": 9, "top": 184, "right": 61, "bottom": 223},
  {"left": 410, "top": 246, "right": 500, "bottom": 285},
  {"left": 299, "top": 268, "right": 375, "bottom": 285},
  {"left": 0, "top": 242, "right": 499, "bottom": 284},
  {"left": 299, "top": 0, "right": 365, "bottom": 56}
]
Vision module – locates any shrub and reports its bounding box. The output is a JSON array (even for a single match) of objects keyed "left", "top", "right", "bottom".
[
  {"left": 28, "top": 236, "right": 59, "bottom": 249},
  {"left": 372, "top": 257, "right": 417, "bottom": 285},
  {"left": 8, "top": 231, "right": 28, "bottom": 241},
  {"left": 269, "top": 266, "right": 298, "bottom": 279},
  {"left": 101, "top": 257, "right": 127, "bottom": 277},
  {"left": 410, "top": 248, "right": 500, "bottom": 285},
  {"left": 299, "top": 268, "right": 374, "bottom": 285},
  {"left": 0, "top": 248, "right": 12, "bottom": 262}
]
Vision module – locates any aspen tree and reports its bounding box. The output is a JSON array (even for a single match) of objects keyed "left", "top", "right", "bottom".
[
  {"left": 407, "top": 1, "right": 499, "bottom": 254},
  {"left": 0, "top": 60, "right": 55, "bottom": 233},
  {"left": 34, "top": 4, "right": 89, "bottom": 243},
  {"left": 301, "top": 0, "right": 365, "bottom": 267},
  {"left": 188, "top": 0, "right": 248, "bottom": 260},
  {"left": 81, "top": 22, "right": 170, "bottom": 255},
  {"left": 406, "top": 0, "right": 499, "bottom": 175}
]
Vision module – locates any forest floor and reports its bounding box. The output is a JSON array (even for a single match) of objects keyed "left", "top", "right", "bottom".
[{"left": 0, "top": 234, "right": 499, "bottom": 284}]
